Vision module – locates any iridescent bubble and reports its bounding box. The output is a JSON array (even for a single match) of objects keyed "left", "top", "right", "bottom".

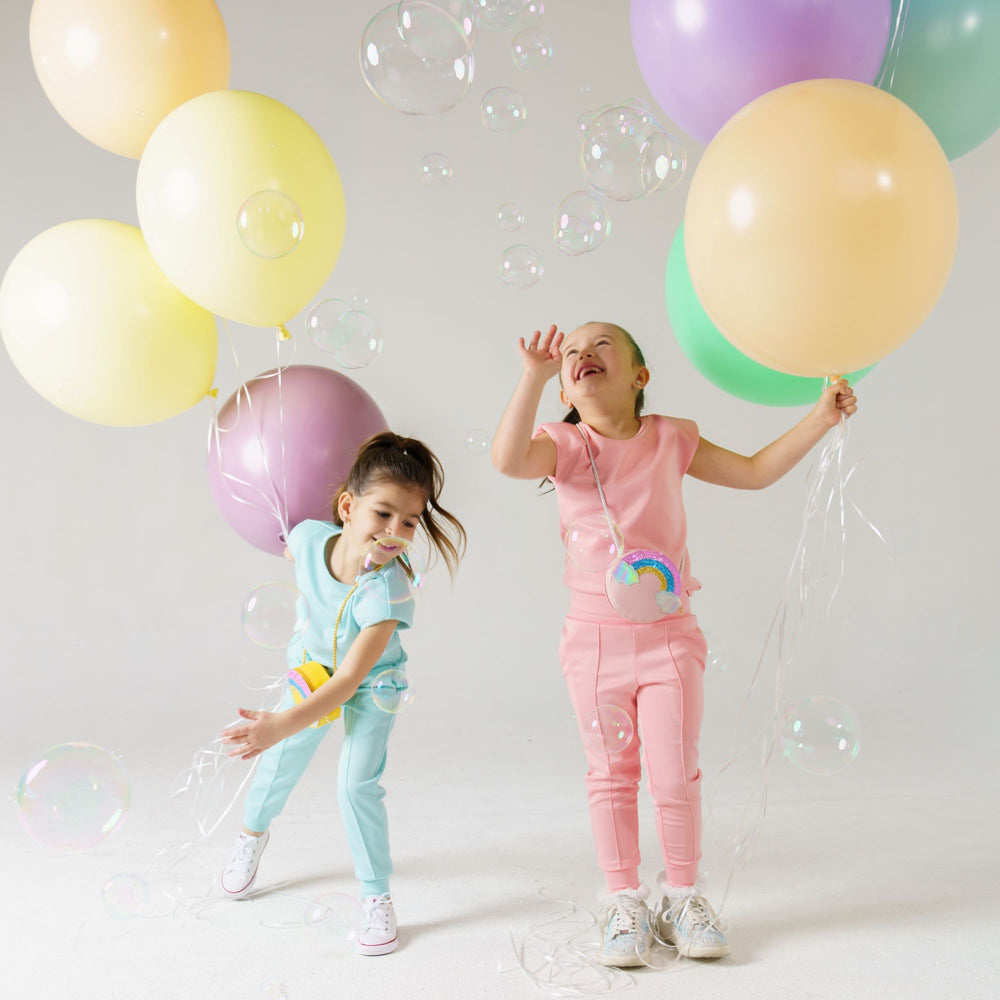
[
  {"left": 499, "top": 244, "right": 543, "bottom": 289},
  {"left": 355, "top": 536, "right": 422, "bottom": 606},
  {"left": 361, "top": 3, "right": 474, "bottom": 115},
  {"left": 489, "top": 0, "right": 544, "bottom": 28},
  {"left": 262, "top": 980, "right": 289, "bottom": 1000},
  {"left": 583, "top": 705, "right": 634, "bottom": 754},
  {"left": 481, "top": 86, "right": 527, "bottom": 133},
  {"left": 464, "top": 428, "right": 490, "bottom": 454},
  {"left": 419, "top": 152, "right": 454, "bottom": 185},
  {"left": 241, "top": 582, "right": 309, "bottom": 650},
  {"left": 371, "top": 668, "right": 415, "bottom": 713},
  {"left": 237, "top": 190, "right": 304, "bottom": 258},
  {"left": 703, "top": 630, "right": 729, "bottom": 671},
  {"left": 351, "top": 295, "right": 370, "bottom": 311},
  {"left": 57, "top": 378, "right": 79, "bottom": 397},
  {"left": 565, "top": 513, "right": 624, "bottom": 571},
  {"left": 396, "top": 0, "right": 473, "bottom": 59},
  {"left": 305, "top": 299, "right": 384, "bottom": 370},
  {"left": 399, "top": 0, "right": 478, "bottom": 44},
  {"left": 511, "top": 28, "right": 552, "bottom": 69},
  {"left": 304, "top": 892, "right": 365, "bottom": 957},
  {"left": 16, "top": 743, "right": 131, "bottom": 852},
  {"left": 780, "top": 696, "right": 862, "bottom": 775},
  {"left": 496, "top": 202, "right": 524, "bottom": 231},
  {"left": 101, "top": 873, "right": 150, "bottom": 919},
  {"left": 553, "top": 191, "right": 611, "bottom": 256},
  {"left": 581, "top": 103, "right": 686, "bottom": 201}
]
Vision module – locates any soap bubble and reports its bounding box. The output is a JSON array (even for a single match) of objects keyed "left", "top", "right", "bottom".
[
  {"left": 565, "top": 513, "right": 624, "bottom": 571},
  {"left": 355, "top": 536, "right": 426, "bottom": 607},
  {"left": 242, "top": 582, "right": 309, "bottom": 649},
  {"left": 419, "top": 152, "right": 454, "bottom": 185},
  {"left": 361, "top": 3, "right": 474, "bottom": 115},
  {"left": 511, "top": 28, "right": 552, "bottom": 69},
  {"left": 58, "top": 378, "right": 79, "bottom": 397},
  {"left": 304, "top": 892, "right": 365, "bottom": 957},
  {"left": 481, "top": 86, "right": 527, "bottom": 132},
  {"left": 464, "top": 428, "right": 490, "bottom": 454},
  {"left": 371, "top": 668, "right": 415, "bottom": 713},
  {"left": 581, "top": 103, "right": 686, "bottom": 201},
  {"left": 399, "top": 0, "right": 478, "bottom": 44},
  {"left": 237, "top": 190, "right": 304, "bottom": 258},
  {"left": 499, "top": 244, "right": 543, "bottom": 289},
  {"left": 703, "top": 629, "right": 729, "bottom": 670},
  {"left": 780, "top": 696, "right": 862, "bottom": 775},
  {"left": 553, "top": 191, "right": 611, "bottom": 256},
  {"left": 582, "top": 705, "right": 634, "bottom": 754},
  {"left": 396, "top": 0, "right": 473, "bottom": 59},
  {"left": 16, "top": 743, "right": 131, "bottom": 852},
  {"left": 305, "top": 299, "right": 384, "bottom": 369},
  {"left": 479, "top": 0, "right": 543, "bottom": 28},
  {"left": 497, "top": 202, "right": 524, "bottom": 231},
  {"left": 102, "top": 873, "right": 150, "bottom": 919}
]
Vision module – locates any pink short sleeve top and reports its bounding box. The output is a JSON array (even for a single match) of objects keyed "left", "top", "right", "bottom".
[{"left": 535, "top": 414, "right": 701, "bottom": 614}]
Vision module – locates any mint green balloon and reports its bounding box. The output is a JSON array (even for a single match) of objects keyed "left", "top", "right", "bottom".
[
  {"left": 665, "top": 224, "right": 872, "bottom": 406},
  {"left": 878, "top": 0, "right": 1000, "bottom": 159}
]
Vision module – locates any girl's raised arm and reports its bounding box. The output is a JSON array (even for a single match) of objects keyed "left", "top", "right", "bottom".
[{"left": 492, "top": 325, "right": 563, "bottom": 480}]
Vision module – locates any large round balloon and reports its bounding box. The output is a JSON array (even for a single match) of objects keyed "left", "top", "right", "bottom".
[
  {"left": 136, "top": 90, "right": 346, "bottom": 327},
  {"left": 665, "top": 224, "right": 873, "bottom": 405},
  {"left": 684, "top": 79, "right": 958, "bottom": 377},
  {"left": 878, "top": 0, "right": 1000, "bottom": 159},
  {"left": 29, "top": 0, "right": 230, "bottom": 159},
  {"left": 0, "top": 219, "right": 217, "bottom": 425},
  {"left": 630, "top": 0, "right": 891, "bottom": 145},
  {"left": 207, "top": 365, "right": 388, "bottom": 555}
]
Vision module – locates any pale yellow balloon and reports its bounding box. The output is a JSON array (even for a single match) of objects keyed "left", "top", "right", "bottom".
[
  {"left": 136, "top": 90, "right": 346, "bottom": 328},
  {"left": 29, "top": 0, "right": 230, "bottom": 159},
  {"left": 0, "top": 219, "right": 218, "bottom": 426},
  {"left": 684, "top": 79, "right": 959, "bottom": 377}
]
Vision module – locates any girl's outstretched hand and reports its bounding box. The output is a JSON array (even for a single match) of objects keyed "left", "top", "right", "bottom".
[
  {"left": 518, "top": 324, "right": 564, "bottom": 379},
  {"left": 220, "top": 707, "right": 289, "bottom": 760},
  {"left": 815, "top": 378, "right": 858, "bottom": 427}
]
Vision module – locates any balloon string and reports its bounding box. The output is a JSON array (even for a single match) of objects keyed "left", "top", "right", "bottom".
[{"left": 875, "top": 0, "right": 911, "bottom": 90}]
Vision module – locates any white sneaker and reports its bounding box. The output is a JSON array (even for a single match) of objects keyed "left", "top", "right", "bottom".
[
  {"left": 220, "top": 830, "right": 270, "bottom": 899},
  {"left": 597, "top": 887, "right": 652, "bottom": 967},
  {"left": 657, "top": 893, "right": 730, "bottom": 959},
  {"left": 356, "top": 893, "right": 398, "bottom": 956}
]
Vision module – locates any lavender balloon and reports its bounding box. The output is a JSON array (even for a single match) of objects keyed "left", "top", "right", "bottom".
[
  {"left": 629, "top": 0, "right": 891, "bottom": 145},
  {"left": 207, "top": 365, "right": 388, "bottom": 555}
]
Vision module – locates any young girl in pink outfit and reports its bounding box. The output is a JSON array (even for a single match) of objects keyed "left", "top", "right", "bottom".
[{"left": 492, "top": 322, "right": 857, "bottom": 966}]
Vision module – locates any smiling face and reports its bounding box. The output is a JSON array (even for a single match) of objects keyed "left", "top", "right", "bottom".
[
  {"left": 559, "top": 322, "right": 648, "bottom": 413},
  {"left": 337, "top": 479, "right": 427, "bottom": 564}
]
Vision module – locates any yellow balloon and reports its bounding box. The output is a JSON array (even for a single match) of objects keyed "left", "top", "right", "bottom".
[
  {"left": 0, "top": 219, "right": 217, "bottom": 426},
  {"left": 29, "top": 0, "right": 230, "bottom": 159},
  {"left": 136, "top": 90, "right": 346, "bottom": 327},
  {"left": 684, "top": 79, "right": 958, "bottom": 377}
]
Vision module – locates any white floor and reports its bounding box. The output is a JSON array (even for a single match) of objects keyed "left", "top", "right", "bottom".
[{"left": 2, "top": 727, "right": 998, "bottom": 1000}]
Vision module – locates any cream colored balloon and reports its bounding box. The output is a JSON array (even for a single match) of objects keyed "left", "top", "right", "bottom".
[
  {"left": 0, "top": 219, "right": 218, "bottom": 426},
  {"left": 29, "top": 0, "right": 230, "bottom": 158},
  {"left": 136, "top": 90, "right": 346, "bottom": 327},
  {"left": 684, "top": 78, "right": 959, "bottom": 377}
]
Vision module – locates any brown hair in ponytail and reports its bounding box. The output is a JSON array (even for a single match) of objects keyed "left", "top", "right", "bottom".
[{"left": 332, "top": 431, "right": 466, "bottom": 577}]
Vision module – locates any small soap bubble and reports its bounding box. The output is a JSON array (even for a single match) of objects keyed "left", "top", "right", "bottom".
[
  {"left": 371, "top": 668, "right": 415, "bottom": 713},
  {"left": 583, "top": 705, "right": 634, "bottom": 754},
  {"left": 16, "top": 743, "right": 131, "bottom": 852},
  {"left": 237, "top": 190, "right": 304, "bottom": 258},
  {"left": 261, "top": 979, "right": 289, "bottom": 1000},
  {"left": 102, "top": 873, "right": 150, "bottom": 919},
  {"left": 242, "top": 583, "right": 309, "bottom": 650},
  {"left": 499, "top": 244, "right": 543, "bottom": 289},
  {"left": 703, "top": 630, "right": 729, "bottom": 671},
  {"left": 304, "top": 892, "right": 365, "bottom": 957},
  {"left": 305, "top": 300, "right": 384, "bottom": 370},
  {"left": 553, "top": 191, "right": 611, "bottom": 256},
  {"left": 355, "top": 536, "right": 425, "bottom": 607},
  {"left": 58, "top": 378, "right": 79, "bottom": 397},
  {"left": 419, "top": 152, "right": 454, "bottom": 186},
  {"left": 565, "top": 513, "right": 624, "bottom": 571},
  {"left": 780, "top": 696, "right": 862, "bottom": 775},
  {"left": 496, "top": 202, "right": 524, "bottom": 231},
  {"left": 351, "top": 295, "right": 370, "bottom": 311},
  {"left": 481, "top": 86, "right": 527, "bottom": 133},
  {"left": 464, "top": 428, "right": 490, "bottom": 454},
  {"left": 511, "top": 28, "right": 553, "bottom": 69}
]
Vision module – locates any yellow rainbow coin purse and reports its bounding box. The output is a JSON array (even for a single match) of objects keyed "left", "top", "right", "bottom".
[{"left": 287, "top": 658, "right": 340, "bottom": 727}]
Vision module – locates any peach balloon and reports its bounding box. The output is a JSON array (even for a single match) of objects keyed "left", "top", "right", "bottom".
[
  {"left": 29, "top": 0, "right": 230, "bottom": 159},
  {"left": 684, "top": 79, "right": 958, "bottom": 377}
]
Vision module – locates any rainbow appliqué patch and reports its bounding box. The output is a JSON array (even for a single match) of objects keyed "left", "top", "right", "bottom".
[{"left": 609, "top": 548, "right": 680, "bottom": 592}]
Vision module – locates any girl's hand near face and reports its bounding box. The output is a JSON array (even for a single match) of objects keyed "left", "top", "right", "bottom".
[{"left": 518, "top": 324, "right": 564, "bottom": 381}]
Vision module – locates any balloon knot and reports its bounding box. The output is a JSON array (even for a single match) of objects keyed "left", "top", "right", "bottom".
[{"left": 277, "top": 324, "right": 291, "bottom": 341}]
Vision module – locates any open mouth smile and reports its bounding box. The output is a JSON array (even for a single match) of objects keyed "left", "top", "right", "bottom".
[{"left": 575, "top": 362, "right": 604, "bottom": 382}]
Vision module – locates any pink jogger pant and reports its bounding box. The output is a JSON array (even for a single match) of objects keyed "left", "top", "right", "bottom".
[{"left": 559, "top": 611, "right": 707, "bottom": 889}]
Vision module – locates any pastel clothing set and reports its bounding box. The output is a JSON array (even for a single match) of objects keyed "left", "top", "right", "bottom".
[
  {"left": 536, "top": 415, "right": 706, "bottom": 888},
  {"left": 243, "top": 520, "right": 414, "bottom": 896}
]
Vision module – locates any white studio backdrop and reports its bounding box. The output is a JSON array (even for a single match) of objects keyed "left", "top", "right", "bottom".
[{"left": 1, "top": 0, "right": 998, "bottom": 805}]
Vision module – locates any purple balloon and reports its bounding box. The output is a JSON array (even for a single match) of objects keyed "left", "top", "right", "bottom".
[
  {"left": 207, "top": 365, "right": 388, "bottom": 555},
  {"left": 630, "top": 0, "right": 891, "bottom": 145}
]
